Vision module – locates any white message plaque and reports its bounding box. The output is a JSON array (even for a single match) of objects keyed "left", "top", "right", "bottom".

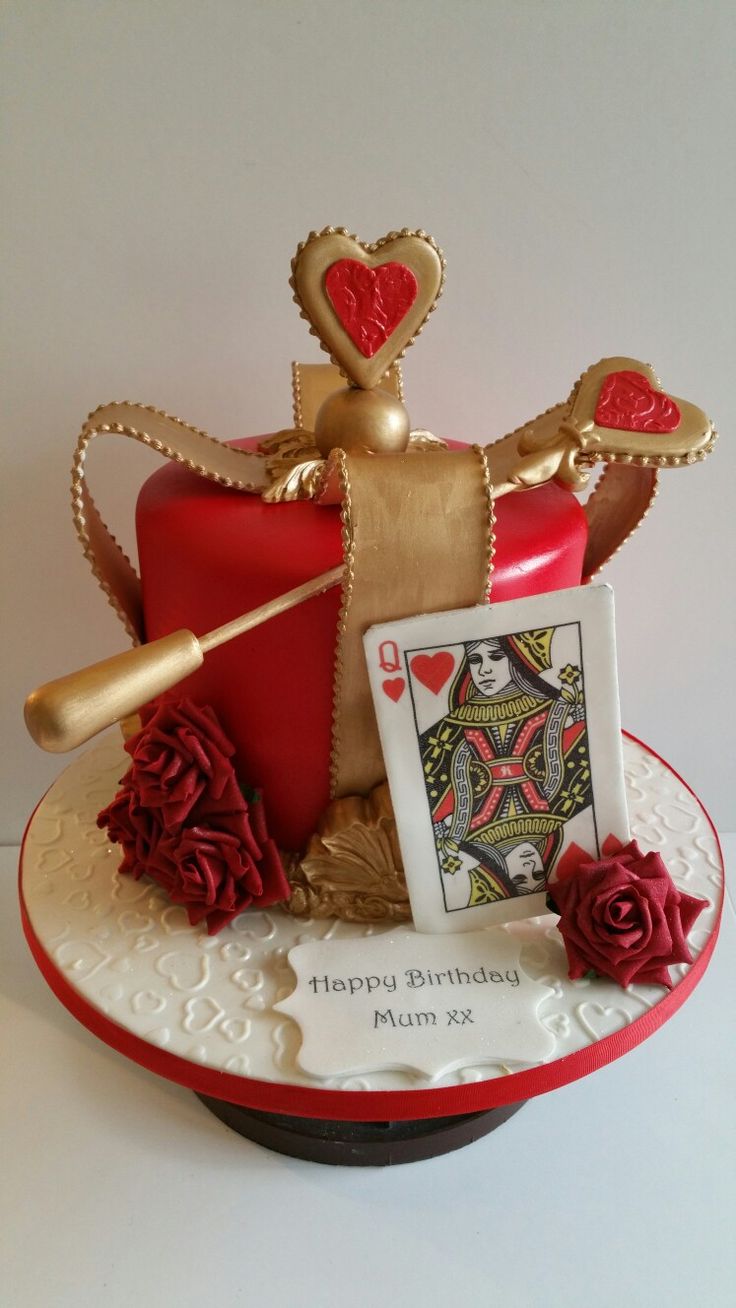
[{"left": 274, "top": 930, "right": 556, "bottom": 1080}]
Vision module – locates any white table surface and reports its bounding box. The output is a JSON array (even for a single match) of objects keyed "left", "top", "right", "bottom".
[{"left": 2, "top": 839, "right": 735, "bottom": 1308}]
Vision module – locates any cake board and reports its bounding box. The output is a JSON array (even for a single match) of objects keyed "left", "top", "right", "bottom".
[{"left": 19, "top": 733, "right": 724, "bottom": 1166}]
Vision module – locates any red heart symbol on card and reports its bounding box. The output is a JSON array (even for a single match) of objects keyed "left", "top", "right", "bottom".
[
  {"left": 594, "top": 370, "right": 681, "bottom": 433},
  {"left": 325, "top": 259, "right": 419, "bottom": 359},
  {"left": 409, "top": 651, "right": 455, "bottom": 694},
  {"left": 382, "top": 677, "right": 405, "bottom": 702}
]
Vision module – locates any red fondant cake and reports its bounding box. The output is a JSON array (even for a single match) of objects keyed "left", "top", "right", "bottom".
[
  {"left": 137, "top": 436, "right": 589, "bottom": 852},
  {"left": 17, "top": 227, "right": 720, "bottom": 1179}
]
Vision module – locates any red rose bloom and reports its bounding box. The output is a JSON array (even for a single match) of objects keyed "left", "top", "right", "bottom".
[
  {"left": 97, "top": 784, "right": 164, "bottom": 878},
  {"left": 145, "top": 815, "right": 290, "bottom": 934},
  {"left": 97, "top": 698, "right": 291, "bottom": 933},
  {"left": 551, "top": 838, "right": 706, "bottom": 989},
  {"left": 147, "top": 826, "right": 260, "bottom": 933},
  {"left": 124, "top": 700, "right": 237, "bottom": 829}
]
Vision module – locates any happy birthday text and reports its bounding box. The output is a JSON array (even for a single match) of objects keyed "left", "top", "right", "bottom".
[{"left": 308, "top": 965, "right": 520, "bottom": 996}]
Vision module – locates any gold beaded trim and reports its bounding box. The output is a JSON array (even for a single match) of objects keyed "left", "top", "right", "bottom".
[
  {"left": 328, "top": 447, "right": 356, "bottom": 799},
  {"left": 568, "top": 436, "right": 718, "bottom": 471},
  {"left": 72, "top": 401, "right": 268, "bottom": 643},
  {"left": 291, "top": 361, "right": 304, "bottom": 428},
  {"left": 473, "top": 444, "right": 496, "bottom": 602},
  {"left": 582, "top": 467, "right": 660, "bottom": 580}
]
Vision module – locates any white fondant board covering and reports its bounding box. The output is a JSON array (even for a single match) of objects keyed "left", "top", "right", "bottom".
[{"left": 19, "top": 735, "right": 723, "bottom": 1094}]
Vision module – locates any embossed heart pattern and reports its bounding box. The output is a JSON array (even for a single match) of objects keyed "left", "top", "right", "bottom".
[
  {"left": 594, "top": 370, "right": 681, "bottom": 433},
  {"left": 325, "top": 259, "right": 418, "bottom": 359}
]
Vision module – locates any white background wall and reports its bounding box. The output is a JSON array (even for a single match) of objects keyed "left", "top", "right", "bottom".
[{"left": 3, "top": 0, "right": 734, "bottom": 840}]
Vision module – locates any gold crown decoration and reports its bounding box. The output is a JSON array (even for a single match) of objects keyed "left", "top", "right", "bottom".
[
  {"left": 286, "top": 228, "right": 446, "bottom": 458},
  {"left": 24, "top": 231, "right": 718, "bottom": 764}
]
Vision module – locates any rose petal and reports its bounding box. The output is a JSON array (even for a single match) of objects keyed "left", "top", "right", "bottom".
[{"left": 678, "top": 891, "right": 708, "bottom": 939}]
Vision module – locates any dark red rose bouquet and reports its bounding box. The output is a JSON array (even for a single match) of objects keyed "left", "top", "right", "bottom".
[
  {"left": 98, "top": 699, "right": 290, "bottom": 934},
  {"left": 549, "top": 836, "right": 707, "bottom": 989}
]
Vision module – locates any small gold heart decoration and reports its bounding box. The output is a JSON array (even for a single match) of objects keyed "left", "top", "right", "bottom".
[
  {"left": 569, "top": 358, "right": 715, "bottom": 464},
  {"left": 291, "top": 227, "right": 445, "bottom": 389},
  {"left": 517, "top": 358, "right": 716, "bottom": 473}
]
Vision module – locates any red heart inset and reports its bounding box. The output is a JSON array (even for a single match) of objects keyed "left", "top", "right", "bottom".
[
  {"left": 410, "top": 651, "right": 455, "bottom": 695},
  {"left": 594, "top": 370, "right": 681, "bottom": 433},
  {"left": 382, "top": 677, "right": 405, "bottom": 703},
  {"left": 325, "top": 259, "right": 418, "bottom": 358}
]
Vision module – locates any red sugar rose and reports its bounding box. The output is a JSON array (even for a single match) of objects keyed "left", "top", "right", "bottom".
[
  {"left": 124, "top": 699, "right": 237, "bottom": 829},
  {"left": 97, "top": 698, "right": 290, "bottom": 933},
  {"left": 551, "top": 838, "right": 706, "bottom": 989},
  {"left": 97, "top": 784, "right": 163, "bottom": 878},
  {"left": 148, "top": 825, "right": 277, "bottom": 936}
]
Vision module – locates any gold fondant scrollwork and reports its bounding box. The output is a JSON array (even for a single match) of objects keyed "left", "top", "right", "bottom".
[
  {"left": 281, "top": 783, "right": 411, "bottom": 923},
  {"left": 259, "top": 425, "right": 448, "bottom": 504}
]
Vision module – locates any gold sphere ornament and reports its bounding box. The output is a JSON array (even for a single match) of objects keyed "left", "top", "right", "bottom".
[{"left": 314, "top": 386, "right": 411, "bottom": 456}]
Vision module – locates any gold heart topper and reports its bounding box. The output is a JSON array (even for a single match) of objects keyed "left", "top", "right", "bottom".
[{"left": 291, "top": 227, "right": 445, "bottom": 390}]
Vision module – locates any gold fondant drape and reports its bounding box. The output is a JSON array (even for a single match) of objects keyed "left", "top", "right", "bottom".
[{"left": 328, "top": 447, "right": 493, "bottom": 799}]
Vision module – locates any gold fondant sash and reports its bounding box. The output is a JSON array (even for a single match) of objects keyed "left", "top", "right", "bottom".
[
  {"left": 328, "top": 446, "right": 493, "bottom": 799},
  {"left": 582, "top": 462, "right": 659, "bottom": 579}
]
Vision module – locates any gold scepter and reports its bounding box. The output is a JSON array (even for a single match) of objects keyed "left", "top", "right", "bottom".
[{"left": 24, "top": 565, "right": 344, "bottom": 754}]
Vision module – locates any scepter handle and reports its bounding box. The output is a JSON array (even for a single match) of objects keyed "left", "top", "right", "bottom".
[{"left": 24, "top": 630, "right": 204, "bottom": 753}]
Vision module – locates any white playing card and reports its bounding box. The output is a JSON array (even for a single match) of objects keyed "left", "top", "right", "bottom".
[{"left": 364, "top": 585, "right": 629, "bottom": 933}]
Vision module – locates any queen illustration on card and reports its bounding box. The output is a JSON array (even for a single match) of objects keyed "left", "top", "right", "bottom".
[
  {"left": 419, "top": 625, "right": 591, "bottom": 912},
  {"left": 365, "top": 586, "right": 629, "bottom": 933}
]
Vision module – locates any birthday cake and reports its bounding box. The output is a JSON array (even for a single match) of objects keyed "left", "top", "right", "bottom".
[
  {"left": 20, "top": 226, "right": 724, "bottom": 1169},
  {"left": 26, "top": 228, "right": 716, "bottom": 937}
]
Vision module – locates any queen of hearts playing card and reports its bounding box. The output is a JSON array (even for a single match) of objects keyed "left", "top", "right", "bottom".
[{"left": 364, "top": 585, "right": 629, "bottom": 933}]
